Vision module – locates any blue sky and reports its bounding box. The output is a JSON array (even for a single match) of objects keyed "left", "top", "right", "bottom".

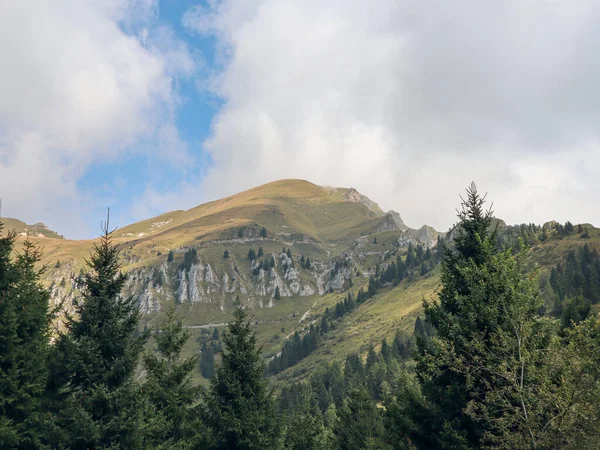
[
  {"left": 2, "top": 1, "right": 600, "bottom": 239},
  {"left": 76, "top": 0, "right": 221, "bottom": 236}
]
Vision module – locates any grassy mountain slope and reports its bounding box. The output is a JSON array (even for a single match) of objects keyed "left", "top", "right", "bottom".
[
  {"left": 1, "top": 218, "right": 64, "bottom": 239},
  {"left": 7, "top": 179, "right": 599, "bottom": 386}
]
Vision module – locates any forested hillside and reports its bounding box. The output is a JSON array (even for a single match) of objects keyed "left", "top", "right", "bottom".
[{"left": 1, "top": 182, "right": 600, "bottom": 449}]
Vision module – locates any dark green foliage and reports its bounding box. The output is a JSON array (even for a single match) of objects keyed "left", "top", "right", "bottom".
[
  {"left": 366, "top": 344, "right": 379, "bottom": 369},
  {"left": 248, "top": 248, "right": 256, "bottom": 260},
  {"left": 257, "top": 246, "right": 264, "bottom": 257},
  {"left": 380, "top": 338, "right": 391, "bottom": 362},
  {"left": 343, "top": 354, "right": 364, "bottom": 387},
  {"left": 561, "top": 295, "right": 592, "bottom": 329},
  {"left": 212, "top": 328, "right": 220, "bottom": 341},
  {"left": 274, "top": 286, "right": 281, "bottom": 300},
  {"left": 300, "top": 254, "right": 305, "bottom": 265},
  {"left": 168, "top": 249, "right": 174, "bottom": 263},
  {"left": 357, "top": 287, "right": 366, "bottom": 303},
  {"left": 320, "top": 315, "right": 329, "bottom": 334},
  {"left": 336, "top": 386, "right": 387, "bottom": 450},
  {"left": 223, "top": 250, "right": 229, "bottom": 259},
  {"left": 282, "top": 384, "right": 332, "bottom": 450},
  {"left": 367, "top": 276, "right": 377, "bottom": 297},
  {"left": 260, "top": 227, "right": 267, "bottom": 238},
  {"left": 143, "top": 304, "right": 203, "bottom": 448},
  {"left": 304, "top": 258, "right": 312, "bottom": 270},
  {"left": 0, "top": 229, "right": 53, "bottom": 449},
  {"left": 286, "top": 248, "right": 292, "bottom": 259},
  {"left": 180, "top": 248, "right": 199, "bottom": 272},
  {"left": 550, "top": 244, "right": 600, "bottom": 309},
  {"left": 51, "top": 220, "right": 148, "bottom": 448},
  {"left": 270, "top": 255, "right": 276, "bottom": 269},
  {"left": 267, "top": 325, "right": 323, "bottom": 375},
  {"left": 200, "top": 342, "right": 215, "bottom": 379},
  {"left": 204, "top": 304, "right": 281, "bottom": 449},
  {"left": 55, "top": 260, "right": 61, "bottom": 268}
]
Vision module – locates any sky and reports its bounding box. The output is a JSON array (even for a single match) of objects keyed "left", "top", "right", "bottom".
[{"left": 1, "top": 0, "right": 600, "bottom": 239}]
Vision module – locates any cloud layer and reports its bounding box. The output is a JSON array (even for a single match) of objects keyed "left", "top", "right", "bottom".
[
  {"left": 184, "top": 0, "right": 600, "bottom": 230},
  {"left": 3, "top": 1, "right": 600, "bottom": 237},
  {"left": 0, "top": 0, "right": 193, "bottom": 235}
]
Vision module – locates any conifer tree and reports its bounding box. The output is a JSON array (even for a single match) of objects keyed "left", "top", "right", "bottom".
[
  {"left": 367, "top": 276, "right": 377, "bottom": 298},
  {"left": 51, "top": 216, "right": 148, "bottom": 448},
  {"left": 257, "top": 246, "right": 264, "bottom": 257},
  {"left": 320, "top": 315, "right": 329, "bottom": 334},
  {"left": 143, "top": 304, "right": 204, "bottom": 448},
  {"left": 203, "top": 304, "right": 281, "bottom": 449},
  {"left": 0, "top": 230, "right": 53, "bottom": 448},
  {"left": 380, "top": 338, "right": 391, "bottom": 362},
  {"left": 200, "top": 342, "right": 215, "bottom": 379},
  {"left": 283, "top": 385, "right": 333, "bottom": 450},
  {"left": 274, "top": 286, "right": 281, "bottom": 300},
  {"left": 223, "top": 250, "right": 229, "bottom": 259},
  {"left": 416, "top": 184, "right": 545, "bottom": 448},
  {"left": 335, "top": 386, "right": 387, "bottom": 450},
  {"left": 168, "top": 250, "right": 174, "bottom": 263},
  {"left": 366, "top": 344, "right": 379, "bottom": 369}
]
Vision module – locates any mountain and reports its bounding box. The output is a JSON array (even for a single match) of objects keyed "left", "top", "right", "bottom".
[
  {"left": 6, "top": 179, "right": 600, "bottom": 384},
  {"left": 0, "top": 218, "right": 64, "bottom": 239}
]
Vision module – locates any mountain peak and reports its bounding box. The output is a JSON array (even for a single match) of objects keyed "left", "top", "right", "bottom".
[{"left": 0, "top": 218, "right": 64, "bottom": 239}]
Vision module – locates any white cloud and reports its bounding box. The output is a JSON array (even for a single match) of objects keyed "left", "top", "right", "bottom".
[
  {"left": 0, "top": 0, "right": 194, "bottom": 236},
  {"left": 183, "top": 0, "right": 600, "bottom": 230}
]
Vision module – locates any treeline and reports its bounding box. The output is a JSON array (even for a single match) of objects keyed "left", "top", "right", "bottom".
[
  {"left": 267, "top": 325, "right": 322, "bottom": 375},
  {"left": 198, "top": 327, "right": 222, "bottom": 379},
  {"left": 277, "top": 322, "right": 429, "bottom": 449},
  {"left": 267, "top": 283, "right": 430, "bottom": 376},
  {"left": 267, "top": 240, "right": 442, "bottom": 375},
  {"left": 0, "top": 221, "right": 282, "bottom": 449},
  {"left": 499, "top": 221, "right": 587, "bottom": 252},
  {"left": 270, "top": 186, "right": 600, "bottom": 449},
  {"left": 550, "top": 244, "right": 600, "bottom": 325},
  {"left": 376, "top": 240, "right": 439, "bottom": 287},
  {"left": 3, "top": 183, "right": 600, "bottom": 449}
]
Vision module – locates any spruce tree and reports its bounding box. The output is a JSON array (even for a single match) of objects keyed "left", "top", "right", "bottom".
[
  {"left": 223, "top": 250, "right": 229, "bottom": 259},
  {"left": 257, "top": 247, "right": 264, "bottom": 257},
  {"left": 274, "top": 286, "right": 281, "bottom": 300},
  {"left": 283, "top": 385, "right": 333, "bottom": 450},
  {"left": 335, "top": 386, "right": 387, "bottom": 450},
  {"left": 143, "top": 304, "right": 204, "bottom": 448},
  {"left": 415, "top": 184, "right": 545, "bottom": 448},
  {"left": 51, "top": 217, "right": 148, "bottom": 449},
  {"left": 168, "top": 250, "right": 174, "bottom": 263},
  {"left": 203, "top": 304, "right": 281, "bottom": 449},
  {"left": 0, "top": 230, "right": 53, "bottom": 448},
  {"left": 200, "top": 342, "right": 215, "bottom": 379}
]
